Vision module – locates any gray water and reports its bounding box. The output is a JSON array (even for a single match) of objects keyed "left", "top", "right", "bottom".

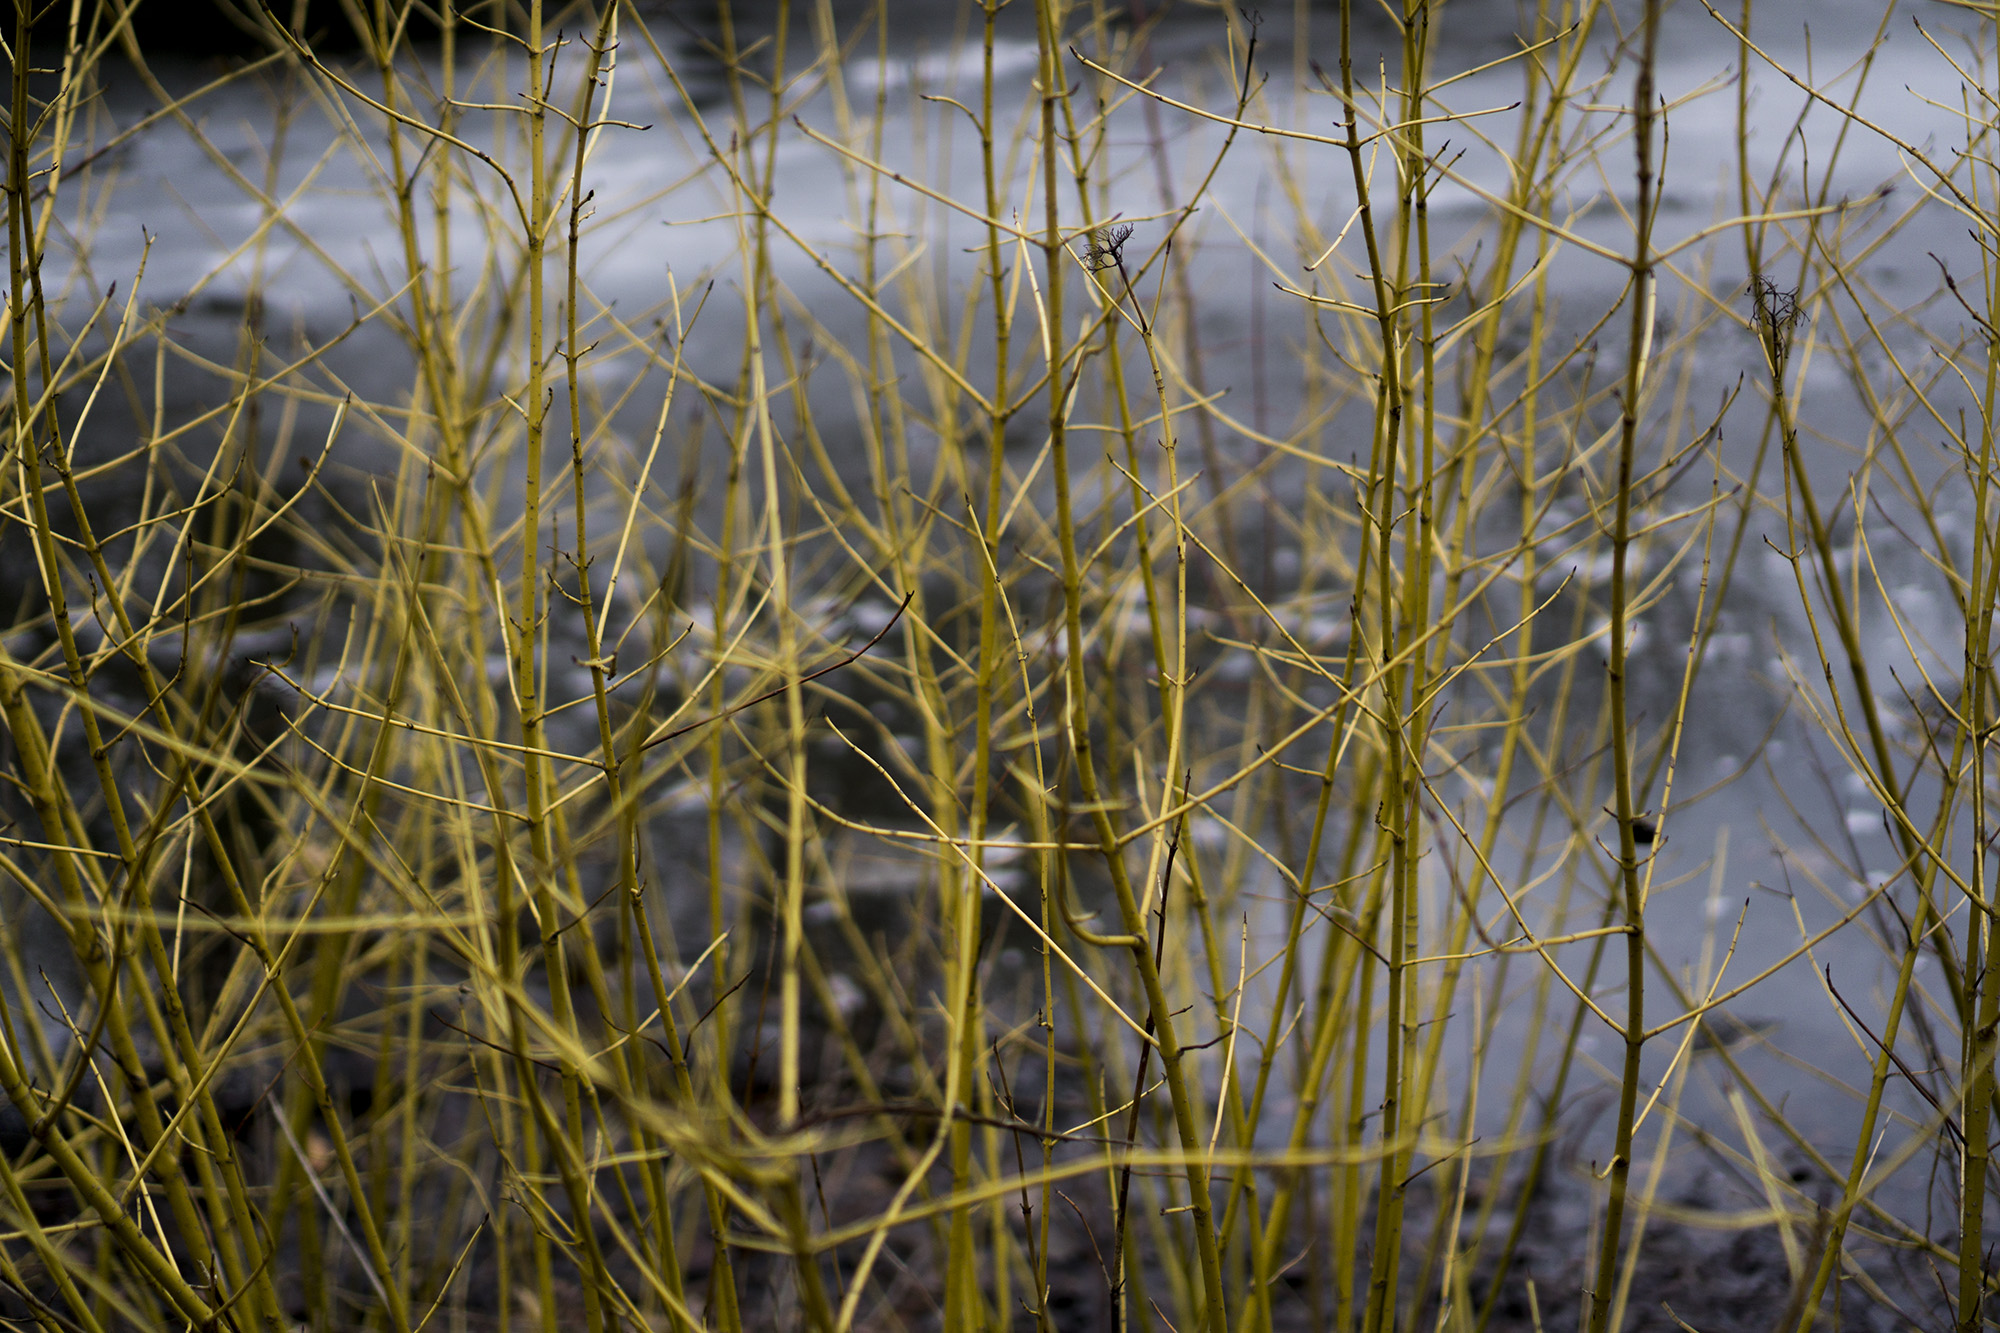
[{"left": 17, "top": 0, "right": 1996, "bottom": 1313}]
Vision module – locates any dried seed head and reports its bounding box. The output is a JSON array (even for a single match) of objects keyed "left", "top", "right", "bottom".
[
  {"left": 1084, "top": 223, "right": 1134, "bottom": 273},
  {"left": 1751, "top": 276, "right": 1802, "bottom": 363}
]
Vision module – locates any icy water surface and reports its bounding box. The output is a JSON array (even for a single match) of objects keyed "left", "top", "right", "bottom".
[
  {"left": 64, "top": 0, "right": 1972, "bottom": 1061},
  {"left": 25, "top": 0, "right": 2000, "bottom": 1313}
]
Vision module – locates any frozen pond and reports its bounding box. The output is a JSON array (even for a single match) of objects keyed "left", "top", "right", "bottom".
[
  {"left": 11, "top": 0, "right": 2000, "bottom": 1323},
  {"left": 72, "top": 2, "right": 1980, "bottom": 1028}
]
